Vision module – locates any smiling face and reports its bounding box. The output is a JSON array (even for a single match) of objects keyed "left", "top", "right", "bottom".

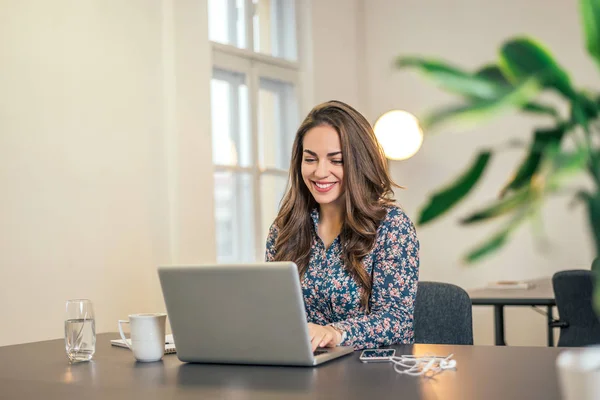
[{"left": 301, "top": 124, "right": 344, "bottom": 206}]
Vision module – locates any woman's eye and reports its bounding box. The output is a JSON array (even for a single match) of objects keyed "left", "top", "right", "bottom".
[
  {"left": 332, "top": 160, "right": 343, "bottom": 165},
  {"left": 304, "top": 158, "right": 316, "bottom": 163}
]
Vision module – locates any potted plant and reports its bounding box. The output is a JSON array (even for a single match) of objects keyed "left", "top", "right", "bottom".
[{"left": 395, "top": 0, "right": 600, "bottom": 317}]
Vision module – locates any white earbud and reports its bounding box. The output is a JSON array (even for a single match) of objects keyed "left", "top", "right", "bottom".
[
  {"left": 389, "top": 353, "right": 457, "bottom": 376},
  {"left": 440, "top": 359, "right": 457, "bottom": 369}
]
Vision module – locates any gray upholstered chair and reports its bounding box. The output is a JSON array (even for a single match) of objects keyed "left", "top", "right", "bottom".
[
  {"left": 552, "top": 268, "right": 600, "bottom": 347},
  {"left": 414, "top": 281, "right": 474, "bottom": 345}
]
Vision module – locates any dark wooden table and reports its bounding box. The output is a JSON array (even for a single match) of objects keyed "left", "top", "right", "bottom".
[
  {"left": 469, "top": 278, "right": 556, "bottom": 346},
  {"left": 0, "top": 333, "right": 564, "bottom": 399}
]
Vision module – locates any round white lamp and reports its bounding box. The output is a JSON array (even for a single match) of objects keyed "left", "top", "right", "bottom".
[{"left": 373, "top": 110, "right": 424, "bottom": 160}]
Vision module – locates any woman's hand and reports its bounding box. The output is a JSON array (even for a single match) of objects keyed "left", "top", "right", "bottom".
[{"left": 307, "top": 323, "right": 342, "bottom": 352}]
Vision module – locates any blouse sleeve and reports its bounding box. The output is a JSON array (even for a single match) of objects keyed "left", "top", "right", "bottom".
[
  {"left": 265, "top": 223, "right": 279, "bottom": 262},
  {"left": 331, "top": 207, "right": 420, "bottom": 350}
]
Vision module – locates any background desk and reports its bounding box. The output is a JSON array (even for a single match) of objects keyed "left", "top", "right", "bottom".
[
  {"left": 469, "top": 278, "right": 556, "bottom": 346},
  {"left": 0, "top": 333, "right": 563, "bottom": 399}
]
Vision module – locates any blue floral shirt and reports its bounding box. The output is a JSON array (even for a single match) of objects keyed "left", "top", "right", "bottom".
[{"left": 265, "top": 204, "right": 420, "bottom": 350}]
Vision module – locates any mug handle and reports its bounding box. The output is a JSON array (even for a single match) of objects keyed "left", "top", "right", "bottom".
[{"left": 118, "top": 320, "right": 132, "bottom": 350}]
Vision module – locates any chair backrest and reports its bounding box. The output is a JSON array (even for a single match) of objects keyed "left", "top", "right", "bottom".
[
  {"left": 552, "top": 269, "right": 600, "bottom": 347},
  {"left": 414, "top": 281, "right": 473, "bottom": 345}
]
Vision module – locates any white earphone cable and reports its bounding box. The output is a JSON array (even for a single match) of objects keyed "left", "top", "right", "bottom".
[{"left": 389, "top": 353, "right": 457, "bottom": 377}]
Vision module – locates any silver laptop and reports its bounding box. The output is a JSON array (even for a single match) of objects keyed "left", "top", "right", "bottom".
[{"left": 157, "top": 262, "right": 354, "bottom": 366}]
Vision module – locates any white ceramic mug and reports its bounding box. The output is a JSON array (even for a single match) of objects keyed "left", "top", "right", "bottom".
[
  {"left": 556, "top": 346, "right": 600, "bottom": 400},
  {"left": 118, "top": 313, "right": 167, "bottom": 362}
]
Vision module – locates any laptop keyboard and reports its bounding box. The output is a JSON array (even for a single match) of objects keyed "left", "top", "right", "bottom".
[{"left": 313, "top": 349, "right": 329, "bottom": 356}]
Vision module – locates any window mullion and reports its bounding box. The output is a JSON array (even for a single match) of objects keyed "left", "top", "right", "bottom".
[
  {"left": 249, "top": 62, "right": 263, "bottom": 262},
  {"left": 226, "top": 79, "right": 240, "bottom": 262},
  {"left": 273, "top": 0, "right": 282, "bottom": 57},
  {"left": 260, "top": 167, "right": 289, "bottom": 177},
  {"left": 245, "top": 0, "right": 255, "bottom": 51},
  {"left": 213, "top": 42, "right": 299, "bottom": 71},
  {"left": 230, "top": 80, "right": 246, "bottom": 261},
  {"left": 227, "top": 0, "right": 238, "bottom": 47},
  {"left": 215, "top": 164, "right": 254, "bottom": 173},
  {"left": 276, "top": 85, "right": 285, "bottom": 170},
  {"left": 285, "top": 83, "right": 298, "bottom": 167},
  {"left": 229, "top": 78, "right": 243, "bottom": 164}
]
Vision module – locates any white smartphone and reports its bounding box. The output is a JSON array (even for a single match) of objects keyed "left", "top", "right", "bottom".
[{"left": 359, "top": 349, "right": 396, "bottom": 363}]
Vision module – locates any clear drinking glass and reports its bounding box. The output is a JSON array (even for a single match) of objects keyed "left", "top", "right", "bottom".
[{"left": 64, "top": 299, "right": 96, "bottom": 362}]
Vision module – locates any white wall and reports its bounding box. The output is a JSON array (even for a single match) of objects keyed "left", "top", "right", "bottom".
[
  {"left": 363, "top": 0, "right": 597, "bottom": 345},
  {"left": 0, "top": 0, "right": 215, "bottom": 346},
  {"left": 310, "top": 0, "right": 366, "bottom": 112}
]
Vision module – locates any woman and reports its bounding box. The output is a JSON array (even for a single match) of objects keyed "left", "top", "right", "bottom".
[{"left": 265, "top": 100, "right": 420, "bottom": 351}]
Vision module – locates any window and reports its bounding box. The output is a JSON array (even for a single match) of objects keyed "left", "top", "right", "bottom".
[
  {"left": 209, "top": 0, "right": 297, "bottom": 61},
  {"left": 209, "top": 0, "right": 301, "bottom": 263}
]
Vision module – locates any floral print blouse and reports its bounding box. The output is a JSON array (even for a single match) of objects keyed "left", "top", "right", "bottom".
[{"left": 265, "top": 204, "right": 420, "bottom": 350}]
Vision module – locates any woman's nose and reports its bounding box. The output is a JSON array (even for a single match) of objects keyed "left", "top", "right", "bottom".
[{"left": 314, "top": 160, "right": 329, "bottom": 178}]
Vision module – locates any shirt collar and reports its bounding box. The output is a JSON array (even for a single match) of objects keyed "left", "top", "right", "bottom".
[{"left": 310, "top": 208, "right": 319, "bottom": 231}]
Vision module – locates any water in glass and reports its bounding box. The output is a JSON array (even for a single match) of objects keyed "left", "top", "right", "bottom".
[{"left": 65, "top": 299, "right": 96, "bottom": 362}]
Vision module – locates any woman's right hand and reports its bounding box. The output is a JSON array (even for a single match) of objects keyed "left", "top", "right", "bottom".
[{"left": 307, "top": 323, "right": 342, "bottom": 352}]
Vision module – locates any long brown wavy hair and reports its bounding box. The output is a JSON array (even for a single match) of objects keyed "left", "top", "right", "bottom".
[{"left": 272, "top": 100, "right": 399, "bottom": 311}]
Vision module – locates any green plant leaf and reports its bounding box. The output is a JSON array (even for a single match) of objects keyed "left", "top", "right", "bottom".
[
  {"left": 580, "top": 0, "right": 600, "bottom": 71},
  {"left": 499, "top": 37, "right": 576, "bottom": 99},
  {"left": 521, "top": 102, "right": 560, "bottom": 117},
  {"left": 579, "top": 92, "right": 599, "bottom": 119},
  {"left": 475, "top": 65, "right": 559, "bottom": 117},
  {"left": 500, "top": 126, "right": 567, "bottom": 196},
  {"left": 460, "top": 189, "right": 532, "bottom": 224},
  {"left": 395, "top": 57, "right": 505, "bottom": 99},
  {"left": 582, "top": 190, "right": 600, "bottom": 256},
  {"left": 572, "top": 99, "right": 588, "bottom": 129},
  {"left": 474, "top": 64, "right": 511, "bottom": 85},
  {"left": 463, "top": 227, "right": 511, "bottom": 263},
  {"left": 577, "top": 191, "right": 600, "bottom": 315},
  {"left": 571, "top": 93, "right": 599, "bottom": 131},
  {"left": 423, "top": 77, "right": 541, "bottom": 130},
  {"left": 571, "top": 93, "right": 600, "bottom": 185},
  {"left": 592, "top": 257, "right": 600, "bottom": 316},
  {"left": 463, "top": 211, "right": 527, "bottom": 263},
  {"left": 418, "top": 151, "right": 492, "bottom": 225},
  {"left": 548, "top": 147, "right": 590, "bottom": 187}
]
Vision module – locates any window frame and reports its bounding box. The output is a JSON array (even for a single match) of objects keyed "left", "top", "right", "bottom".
[{"left": 210, "top": 0, "right": 303, "bottom": 262}]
